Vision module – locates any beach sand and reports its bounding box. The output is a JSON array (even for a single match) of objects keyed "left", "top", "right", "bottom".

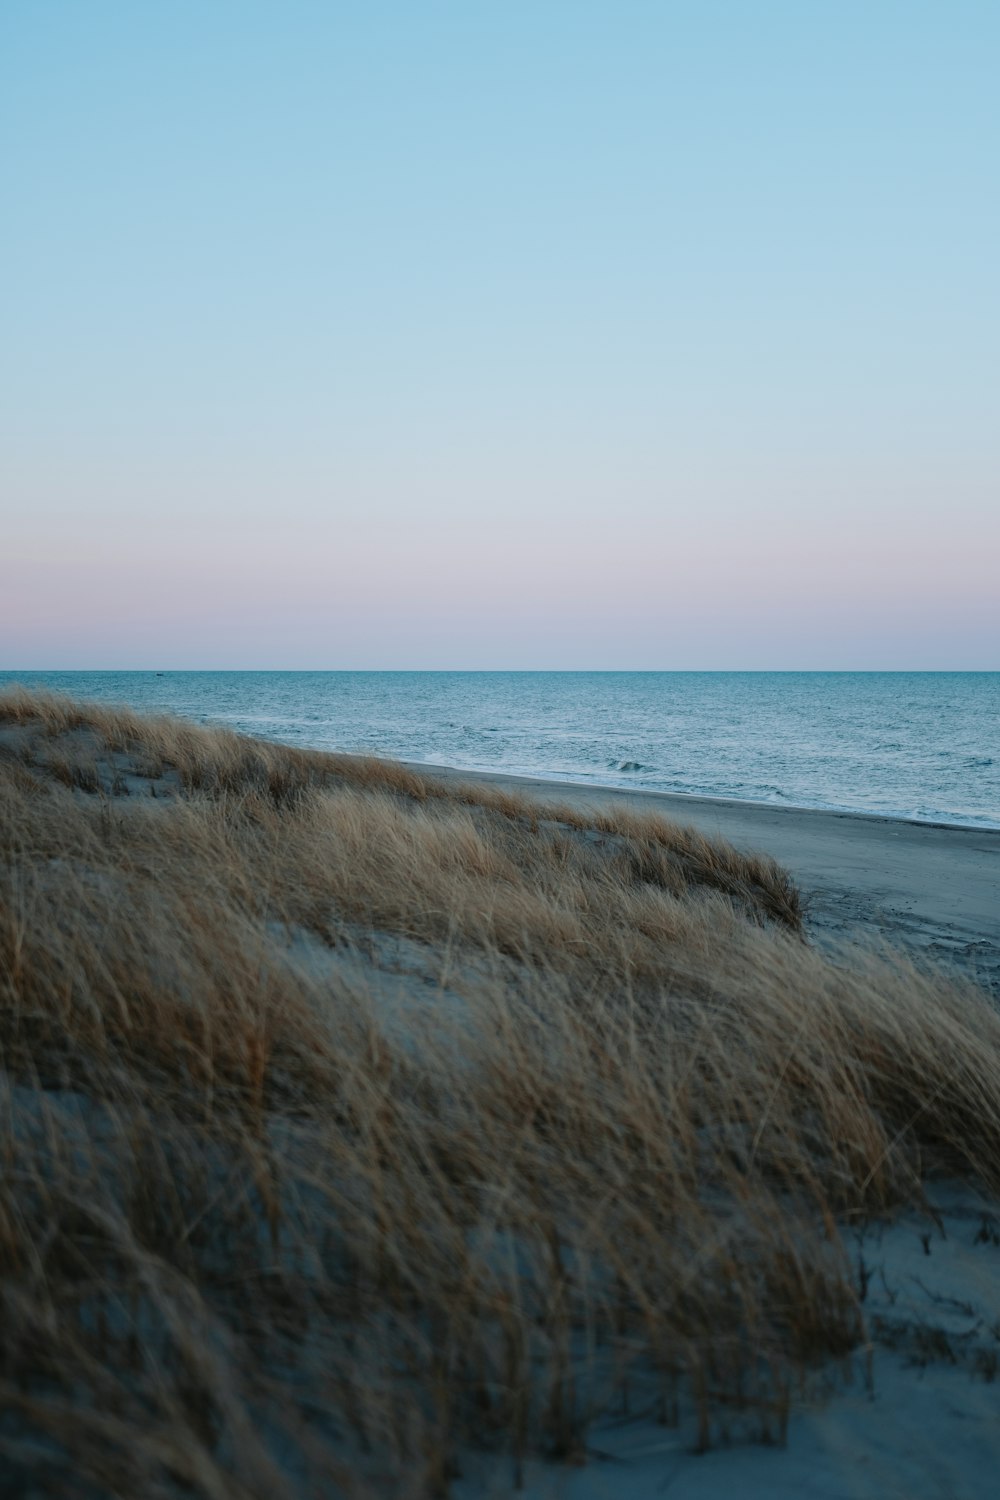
[{"left": 415, "top": 764, "right": 1000, "bottom": 991}]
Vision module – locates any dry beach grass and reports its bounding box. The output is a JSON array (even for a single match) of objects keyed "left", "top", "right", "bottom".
[{"left": 1, "top": 689, "right": 998, "bottom": 1497}]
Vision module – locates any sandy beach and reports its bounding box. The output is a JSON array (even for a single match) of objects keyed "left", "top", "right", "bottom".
[{"left": 416, "top": 764, "right": 1000, "bottom": 989}]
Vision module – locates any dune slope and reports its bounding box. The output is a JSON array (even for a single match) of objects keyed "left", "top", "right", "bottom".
[{"left": 1, "top": 690, "right": 998, "bottom": 1498}]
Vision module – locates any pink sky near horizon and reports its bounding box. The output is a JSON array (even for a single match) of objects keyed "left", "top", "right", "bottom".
[
  {"left": 5, "top": 504, "right": 996, "bottom": 669},
  {"left": 5, "top": 412, "right": 998, "bottom": 667}
]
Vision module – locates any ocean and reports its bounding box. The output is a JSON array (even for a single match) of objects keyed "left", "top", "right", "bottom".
[{"left": 1, "top": 671, "right": 997, "bottom": 829}]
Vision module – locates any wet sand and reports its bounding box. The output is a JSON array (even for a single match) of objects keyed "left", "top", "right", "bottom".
[{"left": 413, "top": 764, "right": 1000, "bottom": 990}]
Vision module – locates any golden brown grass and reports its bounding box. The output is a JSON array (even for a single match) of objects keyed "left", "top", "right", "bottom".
[{"left": 1, "top": 688, "right": 998, "bottom": 1497}]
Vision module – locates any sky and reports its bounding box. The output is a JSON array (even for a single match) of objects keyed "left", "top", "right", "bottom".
[{"left": 2, "top": 1, "right": 998, "bottom": 669}]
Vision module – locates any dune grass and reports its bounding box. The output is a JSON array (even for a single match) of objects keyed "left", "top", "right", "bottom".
[{"left": 1, "top": 688, "right": 998, "bottom": 1497}]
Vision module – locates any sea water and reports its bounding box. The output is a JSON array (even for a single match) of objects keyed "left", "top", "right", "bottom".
[{"left": 1, "top": 671, "right": 997, "bottom": 829}]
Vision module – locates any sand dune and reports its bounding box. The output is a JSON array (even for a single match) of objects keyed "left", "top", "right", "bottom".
[
  {"left": 414, "top": 763, "right": 1000, "bottom": 992},
  {"left": 1, "top": 691, "right": 998, "bottom": 1499}
]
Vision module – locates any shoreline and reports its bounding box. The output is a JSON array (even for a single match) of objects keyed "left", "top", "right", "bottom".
[
  {"left": 401, "top": 755, "right": 1000, "bottom": 834},
  {"left": 408, "top": 759, "right": 1000, "bottom": 988},
  {"left": 5, "top": 671, "right": 997, "bottom": 834}
]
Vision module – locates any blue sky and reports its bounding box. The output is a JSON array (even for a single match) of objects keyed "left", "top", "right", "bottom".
[{"left": 2, "top": 1, "right": 998, "bottom": 667}]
